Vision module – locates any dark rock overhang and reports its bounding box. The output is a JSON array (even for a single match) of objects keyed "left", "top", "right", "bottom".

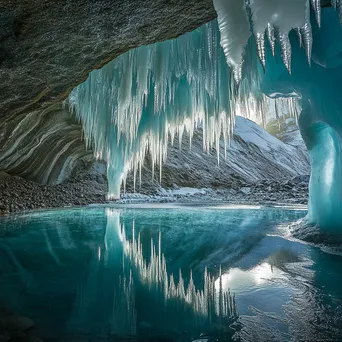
[
  {"left": 0, "top": 0, "right": 216, "bottom": 119},
  {"left": 0, "top": 0, "right": 216, "bottom": 184}
]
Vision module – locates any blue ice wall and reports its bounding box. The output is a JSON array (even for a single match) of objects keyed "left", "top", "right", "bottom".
[{"left": 260, "top": 8, "right": 342, "bottom": 230}]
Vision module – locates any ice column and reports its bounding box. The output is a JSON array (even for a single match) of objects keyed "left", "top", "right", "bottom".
[{"left": 260, "top": 8, "right": 342, "bottom": 231}]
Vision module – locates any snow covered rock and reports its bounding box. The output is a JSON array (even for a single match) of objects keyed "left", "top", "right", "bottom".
[{"left": 124, "top": 116, "right": 310, "bottom": 193}]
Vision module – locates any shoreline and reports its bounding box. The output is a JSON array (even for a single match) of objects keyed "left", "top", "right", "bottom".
[
  {"left": 0, "top": 169, "right": 309, "bottom": 216},
  {"left": 0, "top": 195, "right": 308, "bottom": 219}
]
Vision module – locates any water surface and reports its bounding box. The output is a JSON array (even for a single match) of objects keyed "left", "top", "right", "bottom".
[{"left": 0, "top": 205, "right": 341, "bottom": 341}]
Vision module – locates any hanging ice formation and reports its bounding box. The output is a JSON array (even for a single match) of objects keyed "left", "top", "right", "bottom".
[
  {"left": 69, "top": 21, "right": 263, "bottom": 198},
  {"left": 69, "top": 0, "right": 342, "bottom": 230},
  {"left": 69, "top": 1, "right": 317, "bottom": 198},
  {"left": 213, "top": 0, "right": 315, "bottom": 77}
]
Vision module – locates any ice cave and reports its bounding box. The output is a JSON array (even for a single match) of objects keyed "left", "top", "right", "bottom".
[
  {"left": 1, "top": 1, "right": 342, "bottom": 341},
  {"left": 68, "top": 1, "right": 342, "bottom": 231}
]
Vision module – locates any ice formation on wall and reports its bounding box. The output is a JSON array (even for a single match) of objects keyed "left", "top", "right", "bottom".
[
  {"left": 259, "top": 7, "right": 342, "bottom": 230},
  {"left": 214, "top": 0, "right": 313, "bottom": 75}
]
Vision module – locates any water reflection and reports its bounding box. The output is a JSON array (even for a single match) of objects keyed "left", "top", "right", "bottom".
[
  {"left": 68, "top": 209, "right": 238, "bottom": 339},
  {"left": 115, "top": 209, "right": 237, "bottom": 318},
  {"left": 0, "top": 206, "right": 341, "bottom": 341}
]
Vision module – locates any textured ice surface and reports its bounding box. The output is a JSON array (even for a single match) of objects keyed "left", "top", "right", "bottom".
[{"left": 260, "top": 8, "right": 342, "bottom": 230}]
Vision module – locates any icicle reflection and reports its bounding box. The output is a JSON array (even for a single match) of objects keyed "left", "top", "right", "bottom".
[
  {"left": 110, "top": 209, "right": 238, "bottom": 322},
  {"left": 68, "top": 209, "right": 240, "bottom": 338}
]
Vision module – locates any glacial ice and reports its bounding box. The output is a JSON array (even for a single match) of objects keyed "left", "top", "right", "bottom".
[
  {"left": 260, "top": 7, "right": 342, "bottom": 230},
  {"left": 213, "top": 0, "right": 251, "bottom": 82},
  {"left": 69, "top": 2, "right": 342, "bottom": 230},
  {"left": 214, "top": 0, "right": 312, "bottom": 74}
]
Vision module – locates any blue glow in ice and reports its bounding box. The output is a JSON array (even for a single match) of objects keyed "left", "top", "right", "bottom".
[{"left": 260, "top": 8, "right": 342, "bottom": 230}]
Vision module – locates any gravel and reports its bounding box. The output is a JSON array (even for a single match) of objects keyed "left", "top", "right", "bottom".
[
  {"left": 0, "top": 163, "right": 107, "bottom": 214},
  {"left": 0, "top": 161, "right": 309, "bottom": 215}
]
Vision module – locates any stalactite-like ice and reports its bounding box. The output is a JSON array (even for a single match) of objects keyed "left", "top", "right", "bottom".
[
  {"left": 69, "top": 1, "right": 342, "bottom": 231},
  {"left": 213, "top": 0, "right": 251, "bottom": 83},
  {"left": 69, "top": 21, "right": 263, "bottom": 198},
  {"left": 215, "top": 0, "right": 312, "bottom": 74}
]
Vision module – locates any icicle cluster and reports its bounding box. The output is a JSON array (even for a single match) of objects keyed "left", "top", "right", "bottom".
[
  {"left": 69, "top": 21, "right": 262, "bottom": 197},
  {"left": 213, "top": 0, "right": 324, "bottom": 78}
]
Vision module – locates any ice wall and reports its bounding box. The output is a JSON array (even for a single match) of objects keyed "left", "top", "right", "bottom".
[{"left": 259, "top": 7, "right": 342, "bottom": 230}]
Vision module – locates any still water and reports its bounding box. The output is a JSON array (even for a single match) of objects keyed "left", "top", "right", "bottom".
[{"left": 0, "top": 204, "right": 341, "bottom": 341}]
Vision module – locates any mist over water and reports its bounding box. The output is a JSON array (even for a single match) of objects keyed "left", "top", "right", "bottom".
[{"left": 0, "top": 205, "right": 341, "bottom": 341}]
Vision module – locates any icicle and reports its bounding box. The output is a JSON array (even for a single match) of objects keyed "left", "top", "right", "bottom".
[
  {"left": 139, "top": 162, "right": 142, "bottom": 189},
  {"left": 255, "top": 32, "right": 266, "bottom": 69},
  {"left": 296, "top": 28, "right": 303, "bottom": 48},
  {"left": 213, "top": 0, "right": 251, "bottom": 84},
  {"left": 332, "top": 0, "right": 342, "bottom": 23},
  {"left": 301, "top": 21, "right": 312, "bottom": 66},
  {"left": 274, "top": 100, "right": 281, "bottom": 130},
  {"left": 302, "top": 2, "right": 313, "bottom": 65},
  {"left": 279, "top": 33, "right": 292, "bottom": 74},
  {"left": 311, "top": 0, "right": 321, "bottom": 27},
  {"left": 266, "top": 24, "right": 276, "bottom": 56}
]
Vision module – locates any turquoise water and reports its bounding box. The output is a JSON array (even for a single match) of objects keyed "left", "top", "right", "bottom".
[{"left": 0, "top": 204, "right": 341, "bottom": 341}]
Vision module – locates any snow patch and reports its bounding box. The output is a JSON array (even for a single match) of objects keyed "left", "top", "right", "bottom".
[{"left": 158, "top": 187, "right": 207, "bottom": 196}]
